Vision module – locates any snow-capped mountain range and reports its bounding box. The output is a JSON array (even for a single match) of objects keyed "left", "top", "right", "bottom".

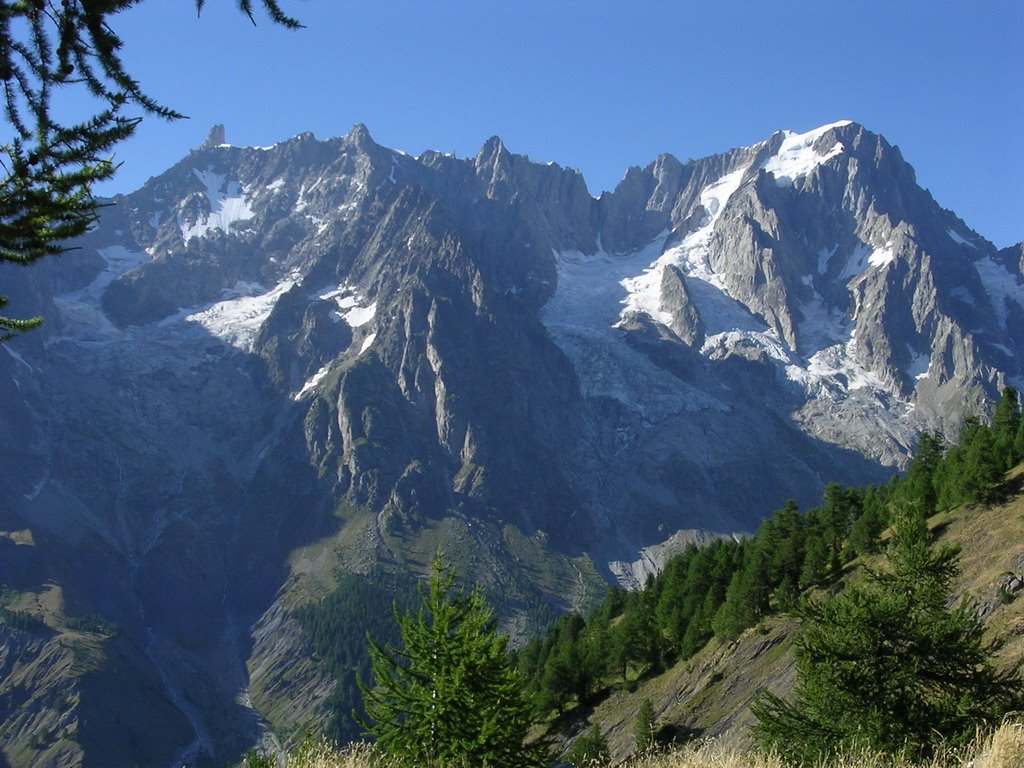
[{"left": 1, "top": 120, "right": 1021, "bottom": 766}]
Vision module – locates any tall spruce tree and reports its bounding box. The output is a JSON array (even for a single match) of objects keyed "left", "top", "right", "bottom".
[
  {"left": 752, "top": 504, "right": 1019, "bottom": 763},
  {"left": 634, "top": 698, "right": 656, "bottom": 754},
  {"left": 358, "top": 554, "right": 546, "bottom": 768},
  {"left": 992, "top": 386, "right": 1022, "bottom": 469}
]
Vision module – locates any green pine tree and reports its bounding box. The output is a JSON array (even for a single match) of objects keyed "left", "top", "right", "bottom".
[
  {"left": 563, "top": 723, "right": 610, "bottom": 767},
  {"left": 752, "top": 504, "right": 1020, "bottom": 764},
  {"left": 358, "top": 553, "right": 546, "bottom": 767},
  {"left": 634, "top": 698, "right": 656, "bottom": 754},
  {"left": 1015, "top": 417, "right": 1024, "bottom": 467},
  {"left": 903, "top": 431, "right": 945, "bottom": 515},
  {"left": 798, "top": 528, "right": 829, "bottom": 589},
  {"left": 954, "top": 417, "right": 1004, "bottom": 504},
  {"left": 992, "top": 386, "right": 1022, "bottom": 469},
  {"left": 843, "top": 500, "right": 885, "bottom": 558}
]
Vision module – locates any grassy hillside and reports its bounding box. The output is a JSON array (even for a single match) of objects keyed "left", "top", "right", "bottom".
[
  {"left": 0, "top": 532, "right": 194, "bottom": 768},
  {"left": 552, "top": 465, "right": 1024, "bottom": 764}
]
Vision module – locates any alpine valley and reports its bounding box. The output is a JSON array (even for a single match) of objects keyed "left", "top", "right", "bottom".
[{"left": 1, "top": 120, "right": 1021, "bottom": 767}]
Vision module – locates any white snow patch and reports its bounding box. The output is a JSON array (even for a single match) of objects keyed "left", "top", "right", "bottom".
[
  {"left": 907, "top": 346, "right": 931, "bottom": 380},
  {"left": 359, "top": 332, "right": 377, "bottom": 354},
  {"left": 840, "top": 243, "right": 872, "bottom": 279},
  {"left": 52, "top": 245, "right": 150, "bottom": 336},
  {"left": 705, "top": 329, "right": 795, "bottom": 366},
  {"left": 839, "top": 242, "right": 895, "bottom": 277},
  {"left": 947, "top": 228, "right": 978, "bottom": 249},
  {"left": 763, "top": 121, "right": 851, "bottom": 185},
  {"left": 293, "top": 361, "right": 334, "bottom": 400},
  {"left": 315, "top": 284, "right": 377, "bottom": 327},
  {"left": 543, "top": 238, "right": 725, "bottom": 416},
  {"left": 818, "top": 245, "right": 837, "bottom": 274},
  {"left": 785, "top": 334, "right": 886, "bottom": 394},
  {"left": 266, "top": 178, "right": 285, "bottom": 192},
  {"left": 294, "top": 176, "right": 324, "bottom": 213},
  {"left": 868, "top": 246, "right": 896, "bottom": 269},
  {"left": 992, "top": 343, "right": 1013, "bottom": 356},
  {"left": 182, "top": 277, "right": 298, "bottom": 352},
  {"left": 617, "top": 163, "right": 753, "bottom": 330},
  {"left": 343, "top": 303, "right": 376, "bottom": 328},
  {"left": 796, "top": 289, "right": 849, "bottom": 353},
  {"left": 178, "top": 169, "right": 255, "bottom": 243},
  {"left": 974, "top": 256, "right": 1024, "bottom": 329},
  {"left": 95, "top": 245, "right": 149, "bottom": 288}
]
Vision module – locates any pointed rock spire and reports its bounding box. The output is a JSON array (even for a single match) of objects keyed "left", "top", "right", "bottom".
[
  {"left": 344, "top": 123, "right": 376, "bottom": 150},
  {"left": 200, "top": 124, "right": 226, "bottom": 150}
]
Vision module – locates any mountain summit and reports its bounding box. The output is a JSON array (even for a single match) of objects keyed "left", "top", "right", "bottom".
[{"left": 1, "top": 121, "right": 1021, "bottom": 766}]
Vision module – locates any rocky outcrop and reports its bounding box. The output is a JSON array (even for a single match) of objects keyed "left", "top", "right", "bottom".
[{"left": 660, "top": 265, "right": 704, "bottom": 346}]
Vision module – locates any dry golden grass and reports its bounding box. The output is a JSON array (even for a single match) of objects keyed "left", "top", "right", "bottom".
[
  {"left": 622, "top": 722, "right": 1024, "bottom": 768},
  {"left": 271, "top": 722, "right": 1024, "bottom": 768}
]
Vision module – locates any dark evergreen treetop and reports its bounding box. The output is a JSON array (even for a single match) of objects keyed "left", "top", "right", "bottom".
[{"left": 358, "top": 553, "right": 547, "bottom": 768}]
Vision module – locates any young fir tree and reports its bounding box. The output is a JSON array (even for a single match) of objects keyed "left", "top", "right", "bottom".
[
  {"left": 752, "top": 504, "right": 1019, "bottom": 764},
  {"left": 563, "top": 723, "right": 610, "bottom": 767},
  {"left": 992, "top": 386, "right": 1022, "bottom": 469},
  {"left": 358, "top": 554, "right": 546, "bottom": 768},
  {"left": 633, "top": 698, "right": 656, "bottom": 754}
]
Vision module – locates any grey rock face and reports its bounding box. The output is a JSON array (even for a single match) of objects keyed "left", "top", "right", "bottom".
[
  {"left": 660, "top": 264, "right": 705, "bottom": 346},
  {"left": 1, "top": 121, "right": 1020, "bottom": 765},
  {"left": 201, "top": 124, "right": 226, "bottom": 150}
]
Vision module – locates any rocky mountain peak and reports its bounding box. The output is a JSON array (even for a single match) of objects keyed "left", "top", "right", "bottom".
[
  {"left": 200, "top": 123, "right": 226, "bottom": 150},
  {"left": 343, "top": 122, "right": 376, "bottom": 150}
]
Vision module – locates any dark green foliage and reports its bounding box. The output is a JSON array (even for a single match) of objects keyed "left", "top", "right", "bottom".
[
  {"left": 563, "top": 723, "right": 609, "bottom": 767},
  {"left": 613, "top": 585, "right": 661, "bottom": 677},
  {"left": 521, "top": 396, "right": 1022, "bottom": 726},
  {"left": 65, "top": 614, "right": 119, "bottom": 635},
  {"left": 936, "top": 415, "right": 1005, "bottom": 506},
  {"left": 712, "top": 535, "right": 776, "bottom": 639},
  {"left": 0, "top": 1, "right": 299, "bottom": 338},
  {"left": 1016, "top": 418, "right": 1024, "bottom": 466},
  {"left": 711, "top": 569, "right": 754, "bottom": 640},
  {"left": 799, "top": 510, "right": 829, "bottom": 589},
  {"left": 843, "top": 498, "right": 886, "bottom": 558},
  {"left": 752, "top": 505, "right": 1020, "bottom": 764},
  {"left": 294, "top": 569, "right": 419, "bottom": 743},
  {"left": 358, "top": 554, "right": 546, "bottom": 768},
  {"left": 633, "top": 698, "right": 655, "bottom": 754},
  {"left": 0, "top": 607, "right": 48, "bottom": 633},
  {"left": 992, "top": 386, "right": 1022, "bottom": 470},
  {"left": 903, "top": 431, "right": 945, "bottom": 515}
]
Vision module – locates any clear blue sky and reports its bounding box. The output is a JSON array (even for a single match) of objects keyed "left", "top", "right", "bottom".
[{"left": 95, "top": 0, "right": 1022, "bottom": 247}]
